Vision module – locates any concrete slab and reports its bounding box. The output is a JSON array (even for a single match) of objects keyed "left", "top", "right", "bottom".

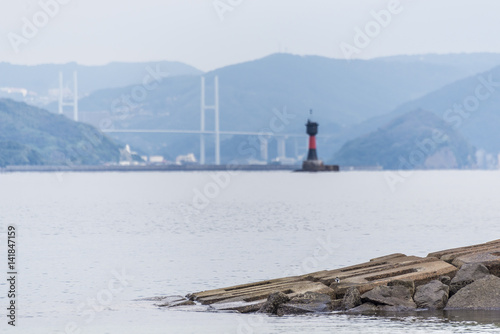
[
  {"left": 428, "top": 239, "right": 500, "bottom": 276},
  {"left": 305, "top": 254, "right": 456, "bottom": 297},
  {"left": 195, "top": 280, "right": 333, "bottom": 313}
]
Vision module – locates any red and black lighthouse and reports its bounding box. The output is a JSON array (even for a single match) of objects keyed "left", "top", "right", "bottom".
[
  {"left": 306, "top": 118, "right": 319, "bottom": 161},
  {"left": 301, "top": 110, "right": 339, "bottom": 172}
]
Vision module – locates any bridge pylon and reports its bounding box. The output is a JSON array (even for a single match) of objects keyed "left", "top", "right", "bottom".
[
  {"left": 200, "top": 76, "right": 220, "bottom": 165},
  {"left": 58, "top": 71, "right": 79, "bottom": 122}
]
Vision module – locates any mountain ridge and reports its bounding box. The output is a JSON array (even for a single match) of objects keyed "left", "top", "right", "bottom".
[
  {"left": 332, "top": 109, "right": 476, "bottom": 169},
  {"left": 0, "top": 61, "right": 202, "bottom": 106},
  {"left": 344, "top": 64, "right": 500, "bottom": 155},
  {"left": 0, "top": 98, "right": 120, "bottom": 167}
]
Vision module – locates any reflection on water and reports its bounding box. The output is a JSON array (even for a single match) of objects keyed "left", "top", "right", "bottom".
[
  {"left": 341, "top": 310, "right": 500, "bottom": 327},
  {"left": 443, "top": 310, "right": 500, "bottom": 326}
]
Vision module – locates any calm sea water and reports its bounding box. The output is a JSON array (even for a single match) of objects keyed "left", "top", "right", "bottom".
[{"left": 0, "top": 170, "right": 499, "bottom": 333}]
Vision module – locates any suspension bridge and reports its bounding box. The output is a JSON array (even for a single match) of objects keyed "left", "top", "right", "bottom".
[{"left": 59, "top": 74, "right": 322, "bottom": 165}]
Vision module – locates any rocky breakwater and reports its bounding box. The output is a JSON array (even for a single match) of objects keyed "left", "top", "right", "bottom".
[{"left": 152, "top": 239, "right": 500, "bottom": 315}]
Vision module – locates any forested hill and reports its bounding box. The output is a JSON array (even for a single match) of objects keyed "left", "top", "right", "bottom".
[{"left": 0, "top": 99, "right": 119, "bottom": 167}]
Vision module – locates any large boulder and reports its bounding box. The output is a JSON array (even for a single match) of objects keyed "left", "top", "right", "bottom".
[
  {"left": 329, "top": 299, "right": 343, "bottom": 311},
  {"left": 341, "top": 287, "right": 362, "bottom": 310},
  {"left": 449, "top": 263, "right": 490, "bottom": 295},
  {"left": 387, "top": 280, "right": 415, "bottom": 297},
  {"left": 361, "top": 285, "right": 416, "bottom": 310},
  {"left": 348, "top": 302, "right": 379, "bottom": 313},
  {"left": 258, "top": 291, "right": 290, "bottom": 315},
  {"left": 414, "top": 280, "right": 449, "bottom": 309},
  {"left": 445, "top": 275, "right": 500, "bottom": 310},
  {"left": 451, "top": 250, "right": 500, "bottom": 277},
  {"left": 276, "top": 292, "right": 332, "bottom": 316}
]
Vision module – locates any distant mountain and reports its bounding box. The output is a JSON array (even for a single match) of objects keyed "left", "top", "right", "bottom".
[
  {"left": 332, "top": 110, "right": 475, "bottom": 169},
  {"left": 204, "top": 53, "right": 474, "bottom": 124},
  {"left": 62, "top": 53, "right": 485, "bottom": 162},
  {"left": 348, "top": 65, "right": 500, "bottom": 155},
  {"left": 0, "top": 99, "right": 119, "bottom": 167},
  {"left": 375, "top": 53, "right": 500, "bottom": 77},
  {"left": 0, "top": 61, "right": 202, "bottom": 105}
]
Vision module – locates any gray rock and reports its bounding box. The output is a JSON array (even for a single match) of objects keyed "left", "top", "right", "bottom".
[
  {"left": 361, "top": 285, "right": 416, "bottom": 309},
  {"left": 341, "top": 287, "right": 362, "bottom": 310},
  {"left": 276, "top": 292, "right": 332, "bottom": 316},
  {"left": 414, "top": 280, "right": 449, "bottom": 310},
  {"left": 329, "top": 299, "right": 343, "bottom": 311},
  {"left": 348, "top": 302, "right": 379, "bottom": 313},
  {"left": 258, "top": 291, "right": 290, "bottom": 314},
  {"left": 387, "top": 280, "right": 415, "bottom": 297},
  {"left": 276, "top": 304, "right": 312, "bottom": 316},
  {"left": 439, "top": 276, "right": 451, "bottom": 286},
  {"left": 450, "top": 263, "right": 490, "bottom": 295},
  {"left": 445, "top": 275, "right": 500, "bottom": 310},
  {"left": 348, "top": 302, "right": 417, "bottom": 313},
  {"left": 288, "top": 291, "right": 331, "bottom": 305}
]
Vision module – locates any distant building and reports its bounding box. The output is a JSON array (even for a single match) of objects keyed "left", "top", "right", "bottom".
[
  {"left": 119, "top": 145, "right": 144, "bottom": 164},
  {"left": 271, "top": 157, "right": 297, "bottom": 165},
  {"left": 246, "top": 159, "right": 267, "bottom": 165},
  {"left": 0, "top": 87, "right": 28, "bottom": 97},
  {"left": 476, "top": 149, "right": 497, "bottom": 169},
  {"left": 149, "top": 156, "right": 165, "bottom": 164},
  {"left": 176, "top": 153, "right": 197, "bottom": 165}
]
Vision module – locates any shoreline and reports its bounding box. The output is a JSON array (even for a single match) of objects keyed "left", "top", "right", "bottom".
[{"left": 0, "top": 164, "right": 299, "bottom": 173}]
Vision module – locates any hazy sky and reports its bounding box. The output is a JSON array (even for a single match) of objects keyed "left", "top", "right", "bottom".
[{"left": 1, "top": 0, "right": 500, "bottom": 71}]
